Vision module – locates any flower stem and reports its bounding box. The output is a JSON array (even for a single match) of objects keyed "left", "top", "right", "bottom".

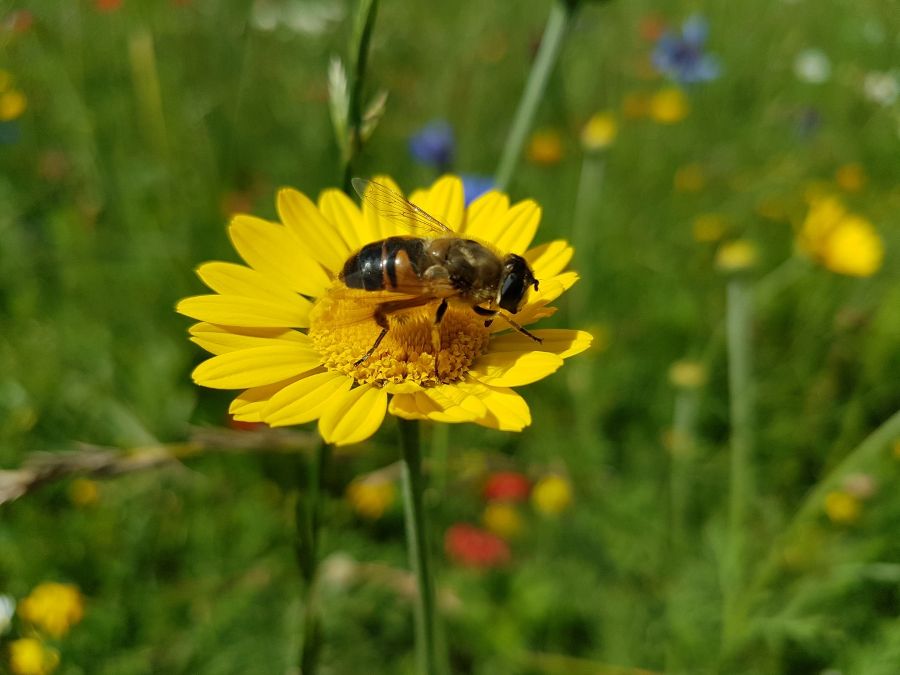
[
  {"left": 296, "top": 440, "right": 331, "bottom": 675},
  {"left": 399, "top": 419, "right": 439, "bottom": 674},
  {"left": 722, "top": 276, "right": 754, "bottom": 649},
  {"left": 568, "top": 151, "right": 606, "bottom": 453},
  {"left": 342, "top": 0, "right": 379, "bottom": 192},
  {"left": 494, "top": 0, "right": 575, "bottom": 192}
]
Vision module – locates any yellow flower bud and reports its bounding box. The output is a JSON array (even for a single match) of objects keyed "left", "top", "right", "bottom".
[
  {"left": 580, "top": 112, "right": 617, "bottom": 152},
  {"left": 482, "top": 502, "right": 524, "bottom": 539},
  {"left": 531, "top": 474, "right": 572, "bottom": 516}
]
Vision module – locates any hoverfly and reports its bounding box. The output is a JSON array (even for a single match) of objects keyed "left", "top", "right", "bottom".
[{"left": 339, "top": 178, "right": 542, "bottom": 366}]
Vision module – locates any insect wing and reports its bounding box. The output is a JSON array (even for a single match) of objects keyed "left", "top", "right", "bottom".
[{"left": 352, "top": 178, "right": 452, "bottom": 235}]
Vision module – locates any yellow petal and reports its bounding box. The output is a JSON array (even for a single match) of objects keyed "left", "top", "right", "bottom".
[
  {"left": 177, "top": 294, "right": 311, "bottom": 328},
  {"left": 524, "top": 240, "right": 573, "bottom": 279},
  {"left": 409, "top": 175, "right": 464, "bottom": 232},
  {"left": 319, "top": 188, "right": 373, "bottom": 252},
  {"left": 460, "top": 379, "right": 532, "bottom": 431},
  {"left": 527, "top": 271, "right": 579, "bottom": 306},
  {"left": 196, "top": 262, "right": 314, "bottom": 312},
  {"left": 388, "top": 393, "right": 430, "bottom": 420},
  {"left": 464, "top": 191, "right": 510, "bottom": 242},
  {"left": 425, "top": 384, "right": 488, "bottom": 418},
  {"left": 492, "top": 200, "right": 541, "bottom": 254},
  {"left": 189, "top": 323, "right": 310, "bottom": 355},
  {"left": 489, "top": 329, "right": 593, "bottom": 359},
  {"left": 192, "top": 343, "right": 322, "bottom": 389},
  {"left": 469, "top": 350, "right": 564, "bottom": 387},
  {"left": 364, "top": 175, "right": 412, "bottom": 239},
  {"left": 229, "top": 378, "right": 303, "bottom": 417},
  {"left": 420, "top": 386, "right": 487, "bottom": 423},
  {"left": 277, "top": 188, "right": 350, "bottom": 273},
  {"left": 229, "top": 214, "right": 330, "bottom": 297},
  {"left": 262, "top": 371, "right": 354, "bottom": 426},
  {"left": 318, "top": 384, "right": 388, "bottom": 446}
]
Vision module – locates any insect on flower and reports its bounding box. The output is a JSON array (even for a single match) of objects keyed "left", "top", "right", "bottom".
[
  {"left": 340, "top": 178, "right": 542, "bottom": 371},
  {"left": 178, "top": 174, "right": 591, "bottom": 446}
]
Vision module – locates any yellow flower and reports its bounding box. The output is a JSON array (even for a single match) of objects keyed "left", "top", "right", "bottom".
[
  {"left": 580, "top": 112, "right": 617, "bottom": 152},
  {"left": 650, "top": 87, "right": 689, "bottom": 124},
  {"left": 8, "top": 638, "right": 59, "bottom": 675},
  {"left": 68, "top": 478, "right": 99, "bottom": 507},
  {"left": 526, "top": 130, "right": 564, "bottom": 165},
  {"left": 482, "top": 502, "right": 524, "bottom": 539},
  {"left": 799, "top": 196, "right": 883, "bottom": 277},
  {"left": 531, "top": 474, "right": 572, "bottom": 515},
  {"left": 673, "top": 163, "right": 706, "bottom": 193},
  {"left": 824, "top": 490, "right": 861, "bottom": 525},
  {"left": 692, "top": 213, "right": 727, "bottom": 242},
  {"left": 668, "top": 360, "right": 707, "bottom": 389},
  {"left": 0, "top": 89, "right": 26, "bottom": 121},
  {"left": 346, "top": 477, "right": 396, "bottom": 519},
  {"left": 18, "top": 583, "right": 84, "bottom": 638},
  {"left": 177, "top": 175, "right": 591, "bottom": 446},
  {"left": 715, "top": 239, "right": 759, "bottom": 273},
  {"left": 834, "top": 163, "right": 866, "bottom": 193}
]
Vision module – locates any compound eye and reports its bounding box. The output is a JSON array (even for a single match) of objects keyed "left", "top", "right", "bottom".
[{"left": 498, "top": 272, "right": 526, "bottom": 314}]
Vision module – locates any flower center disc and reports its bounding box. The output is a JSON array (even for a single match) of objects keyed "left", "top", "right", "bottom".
[{"left": 308, "top": 288, "right": 492, "bottom": 388}]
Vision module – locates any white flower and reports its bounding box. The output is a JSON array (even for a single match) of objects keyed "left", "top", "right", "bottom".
[
  {"left": 0, "top": 595, "right": 15, "bottom": 635},
  {"left": 863, "top": 71, "right": 899, "bottom": 107},
  {"left": 794, "top": 49, "right": 831, "bottom": 84}
]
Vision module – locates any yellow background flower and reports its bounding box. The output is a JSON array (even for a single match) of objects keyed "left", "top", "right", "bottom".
[
  {"left": 531, "top": 474, "right": 573, "bottom": 515},
  {"left": 178, "top": 175, "right": 591, "bottom": 446},
  {"left": 580, "top": 112, "right": 617, "bottom": 152},
  {"left": 799, "top": 196, "right": 883, "bottom": 277},
  {"left": 346, "top": 478, "right": 396, "bottom": 519},
  {"left": 18, "top": 583, "right": 84, "bottom": 638},
  {"left": 526, "top": 130, "right": 564, "bottom": 165},
  {"left": 650, "top": 87, "right": 689, "bottom": 124},
  {"left": 482, "top": 502, "right": 524, "bottom": 539},
  {"left": 9, "top": 638, "right": 59, "bottom": 675}
]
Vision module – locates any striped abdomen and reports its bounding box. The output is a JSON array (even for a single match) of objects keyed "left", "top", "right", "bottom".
[{"left": 339, "top": 236, "right": 428, "bottom": 291}]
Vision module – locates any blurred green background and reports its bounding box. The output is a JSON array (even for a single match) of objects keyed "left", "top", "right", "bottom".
[{"left": 3, "top": 0, "right": 900, "bottom": 673}]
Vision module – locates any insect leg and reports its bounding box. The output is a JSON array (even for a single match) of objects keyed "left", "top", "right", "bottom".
[
  {"left": 354, "top": 296, "right": 438, "bottom": 366},
  {"left": 472, "top": 304, "right": 496, "bottom": 328},
  {"left": 431, "top": 298, "right": 449, "bottom": 376},
  {"left": 499, "top": 313, "right": 543, "bottom": 343}
]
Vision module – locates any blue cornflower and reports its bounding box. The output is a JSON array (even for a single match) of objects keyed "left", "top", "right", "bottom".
[
  {"left": 409, "top": 120, "right": 454, "bottom": 170},
  {"left": 0, "top": 121, "right": 21, "bottom": 145},
  {"left": 652, "top": 15, "right": 720, "bottom": 84},
  {"left": 460, "top": 174, "right": 494, "bottom": 206}
]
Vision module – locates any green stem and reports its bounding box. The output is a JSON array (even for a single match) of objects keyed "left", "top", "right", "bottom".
[
  {"left": 494, "top": 1, "right": 575, "bottom": 191},
  {"left": 722, "top": 276, "right": 754, "bottom": 649},
  {"left": 399, "top": 419, "right": 439, "bottom": 674},
  {"left": 567, "top": 152, "right": 606, "bottom": 453},
  {"left": 296, "top": 441, "right": 331, "bottom": 675},
  {"left": 669, "top": 387, "right": 699, "bottom": 552},
  {"left": 342, "top": 0, "right": 379, "bottom": 192}
]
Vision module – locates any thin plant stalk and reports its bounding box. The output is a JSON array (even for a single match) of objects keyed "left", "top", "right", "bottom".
[
  {"left": 567, "top": 151, "right": 606, "bottom": 451},
  {"left": 669, "top": 386, "right": 700, "bottom": 552},
  {"left": 342, "top": 0, "right": 379, "bottom": 192},
  {"left": 721, "top": 276, "right": 754, "bottom": 649},
  {"left": 399, "top": 419, "right": 439, "bottom": 674},
  {"left": 494, "top": 1, "right": 575, "bottom": 191},
  {"left": 296, "top": 440, "right": 332, "bottom": 674}
]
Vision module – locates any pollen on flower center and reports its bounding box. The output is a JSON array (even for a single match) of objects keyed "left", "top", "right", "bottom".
[{"left": 308, "top": 287, "right": 492, "bottom": 388}]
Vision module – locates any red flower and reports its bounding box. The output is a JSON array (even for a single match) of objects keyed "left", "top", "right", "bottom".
[
  {"left": 444, "top": 524, "right": 510, "bottom": 568},
  {"left": 95, "top": 0, "right": 123, "bottom": 12},
  {"left": 483, "top": 472, "right": 530, "bottom": 503}
]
